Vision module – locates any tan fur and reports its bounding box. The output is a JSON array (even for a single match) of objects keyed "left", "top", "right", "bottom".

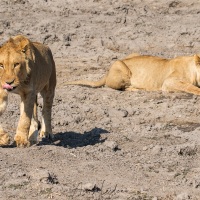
[
  {"left": 66, "top": 53, "right": 200, "bottom": 95},
  {"left": 0, "top": 88, "right": 8, "bottom": 115},
  {"left": 0, "top": 35, "right": 56, "bottom": 147},
  {"left": 0, "top": 89, "right": 10, "bottom": 145},
  {"left": 0, "top": 126, "right": 10, "bottom": 146}
]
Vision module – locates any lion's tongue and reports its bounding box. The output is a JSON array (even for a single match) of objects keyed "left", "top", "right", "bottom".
[{"left": 2, "top": 83, "right": 13, "bottom": 90}]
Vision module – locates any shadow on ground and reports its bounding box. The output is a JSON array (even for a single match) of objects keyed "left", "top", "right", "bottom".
[{"left": 38, "top": 127, "right": 109, "bottom": 148}]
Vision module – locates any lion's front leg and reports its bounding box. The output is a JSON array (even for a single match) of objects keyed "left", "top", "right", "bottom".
[
  {"left": 162, "top": 76, "right": 200, "bottom": 95},
  {"left": 28, "top": 117, "right": 38, "bottom": 146},
  {"left": 0, "top": 126, "right": 10, "bottom": 146},
  {"left": 14, "top": 93, "right": 35, "bottom": 147},
  {"left": 0, "top": 88, "right": 8, "bottom": 116},
  {"left": 0, "top": 89, "right": 9, "bottom": 146}
]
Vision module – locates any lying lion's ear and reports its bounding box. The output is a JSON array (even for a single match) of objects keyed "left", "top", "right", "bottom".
[{"left": 195, "top": 54, "right": 200, "bottom": 66}]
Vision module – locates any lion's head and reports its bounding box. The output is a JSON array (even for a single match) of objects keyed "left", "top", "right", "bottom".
[{"left": 0, "top": 35, "right": 34, "bottom": 92}]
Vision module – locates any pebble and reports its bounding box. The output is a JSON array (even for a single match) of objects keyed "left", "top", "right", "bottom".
[
  {"left": 108, "top": 108, "right": 128, "bottom": 118},
  {"left": 175, "top": 192, "right": 190, "bottom": 200},
  {"left": 177, "top": 143, "right": 197, "bottom": 156},
  {"left": 143, "top": 146, "right": 148, "bottom": 151},
  {"left": 81, "top": 183, "right": 96, "bottom": 191},
  {"left": 29, "top": 169, "right": 57, "bottom": 184},
  {"left": 152, "top": 145, "right": 163, "bottom": 155},
  {"left": 104, "top": 140, "right": 118, "bottom": 151},
  {"left": 193, "top": 178, "right": 200, "bottom": 188}
]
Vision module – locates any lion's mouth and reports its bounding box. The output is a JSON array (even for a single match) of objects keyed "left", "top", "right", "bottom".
[{"left": 2, "top": 83, "right": 17, "bottom": 91}]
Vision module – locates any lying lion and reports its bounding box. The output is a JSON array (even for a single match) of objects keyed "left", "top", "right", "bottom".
[
  {"left": 66, "top": 53, "right": 200, "bottom": 95},
  {"left": 0, "top": 35, "right": 56, "bottom": 147}
]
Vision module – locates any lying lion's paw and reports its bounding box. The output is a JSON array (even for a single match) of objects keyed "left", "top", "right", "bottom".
[
  {"left": 14, "top": 135, "right": 30, "bottom": 148},
  {"left": 0, "top": 131, "right": 10, "bottom": 146},
  {"left": 40, "top": 131, "right": 54, "bottom": 140}
]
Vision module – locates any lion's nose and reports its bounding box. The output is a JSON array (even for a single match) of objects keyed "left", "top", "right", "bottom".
[{"left": 6, "top": 79, "right": 14, "bottom": 85}]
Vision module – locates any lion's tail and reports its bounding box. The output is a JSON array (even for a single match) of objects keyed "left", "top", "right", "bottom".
[{"left": 65, "top": 74, "right": 107, "bottom": 88}]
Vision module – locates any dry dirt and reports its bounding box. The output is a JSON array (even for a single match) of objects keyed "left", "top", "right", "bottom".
[{"left": 0, "top": 0, "right": 200, "bottom": 199}]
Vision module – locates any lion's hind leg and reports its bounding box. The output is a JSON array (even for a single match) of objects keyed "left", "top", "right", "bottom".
[
  {"left": 105, "top": 60, "right": 131, "bottom": 90},
  {"left": 162, "top": 77, "right": 200, "bottom": 95},
  {"left": 39, "top": 88, "right": 55, "bottom": 140},
  {"left": 39, "top": 80, "right": 56, "bottom": 140}
]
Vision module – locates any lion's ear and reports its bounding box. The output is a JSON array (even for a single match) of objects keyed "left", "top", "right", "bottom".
[
  {"left": 195, "top": 54, "right": 200, "bottom": 66},
  {"left": 11, "top": 35, "right": 35, "bottom": 62},
  {"left": 11, "top": 35, "right": 30, "bottom": 50}
]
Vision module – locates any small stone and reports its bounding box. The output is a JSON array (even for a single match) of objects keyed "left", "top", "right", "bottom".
[
  {"left": 143, "top": 146, "right": 148, "bottom": 151},
  {"left": 82, "top": 183, "right": 95, "bottom": 191},
  {"left": 104, "top": 140, "right": 118, "bottom": 151},
  {"left": 149, "top": 144, "right": 154, "bottom": 149},
  {"left": 178, "top": 144, "right": 197, "bottom": 156},
  {"left": 29, "top": 169, "right": 58, "bottom": 184},
  {"left": 30, "top": 169, "right": 49, "bottom": 182},
  {"left": 108, "top": 108, "right": 128, "bottom": 118},
  {"left": 175, "top": 192, "right": 190, "bottom": 200},
  {"left": 152, "top": 145, "right": 163, "bottom": 155},
  {"left": 121, "top": 109, "right": 128, "bottom": 117},
  {"left": 81, "top": 183, "right": 100, "bottom": 192},
  {"left": 193, "top": 178, "right": 200, "bottom": 188}
]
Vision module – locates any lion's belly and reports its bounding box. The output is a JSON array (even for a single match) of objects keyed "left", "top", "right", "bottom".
[
  {"left": 129, "top": 69, "right": 171, "bottom": 91},
  {"left": 130, "top": 77, "right": 164, "bottom": 91},
  {"left": 124, "top": 56, "right": 173, "bottom": 91}
]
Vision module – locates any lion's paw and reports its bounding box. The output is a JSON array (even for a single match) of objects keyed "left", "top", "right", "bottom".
[
  {"left": 0, "top": 131, "right": 10, "bottom": 146},
  {"left": 14, "top": 135, "right": 30, "bottom": 148}
]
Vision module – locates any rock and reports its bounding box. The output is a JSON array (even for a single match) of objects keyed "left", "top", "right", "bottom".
[
  {"left": 83, "top": 106, "right": 91, "bottom": 112},
  {"left": 178, "top": 144, "right": 197, "bottom": 156},
  {"left": 104, "top": 140, "right": 119, "bottom": 151},
  {"left": 175, "top": 192, "right": 190, "bottom": 200},
  {"left": 82, "top": 183, "right": 95, "bottom": 191},
  {"left": 193, "top": 178, "right": 200, "bottom": 188},
  {"left": 143, "top": 146, "right": 148, "bottom": 151},
  {"left": 108, "top": 108, "right": 128, "bottom": 118},
  {"left": 81, "top": 183, "right": 101, "bottom": 192},
  {"left": 152, "top": 145, "right": 163, "bottom": 155},
  {"left": 29, "top": 169, "right": 49, "bottom": 182},
  {"left": 29, "top": 169, "right": 58, "bottom": 184}
]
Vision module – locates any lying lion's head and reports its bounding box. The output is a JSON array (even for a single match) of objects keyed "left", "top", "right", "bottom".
[{"left": 0, "top": 35, "right": 34, "bottom": 92}]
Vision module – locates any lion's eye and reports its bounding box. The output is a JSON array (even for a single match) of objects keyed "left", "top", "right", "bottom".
[
  {"left": 14, "top": 63, "right": 20, "bottom": 68},
  {"left": 0, "top": 64, "right": 4, "bottom": 69}
]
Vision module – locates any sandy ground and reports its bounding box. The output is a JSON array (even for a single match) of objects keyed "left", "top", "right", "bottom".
[{"left": 1, "top": 0, "right": 200, "bottom": 199}]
